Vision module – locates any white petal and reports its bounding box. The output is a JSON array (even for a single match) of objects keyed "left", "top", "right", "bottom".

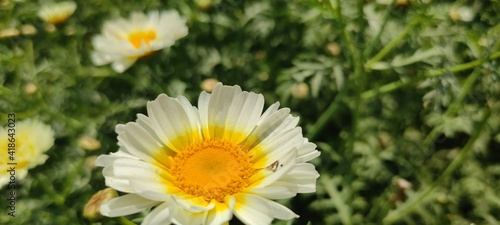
[
  {"left": 251, "top": 127, "right": 303, "bottom": 168},
  {"left": 278, "top": 163, "right": 320, "bottom": 193},
  {"left": 95, "top": 150, "right": 138, "bottom": 167},
  {"left": 206, "top": 197, "right": 235, "bottom": 225},
  {"left": 150, "top": 38, "right": 174, "bottom": 50},
  {"left": 176, "top": 95, "right": 203, "bottom": 143},
  {"left": 130, "top": 11, "right": 148, "bottom": 26},
  {"left": 100, "top": 194, "right": 159, "bottom": 217},
  {"left": 223, "top": 92, "right": 264, "bottom": 143},
  {"left": 266, "top": 198, "right": 299, "bottom": 220},
  {"left": 90, "top": 51, "right": 112, "bottom": 66},
  {"left": 118, "top": 122, "right": 170, "bottom": 166},
  {"left": 246, "top": 184, "right": 296, "bottom": 200},
  {"left": 142, "top": 202, "right": 172, "bottom": 225},
  {"left": 243, "top": 108, "right": 291, "bottom": 150},
  {"left": 129, "top": 179, "right": 170, "bottom": 202},
  {"left": 160, "top": 10, "right": 188, "bottom": 40},
  {"left": 205, "top": 83, "right": 242, "bottom": 140},
  {"left": 172, "top": 195, "right": 214, "bottom": 212},
  {"left": 97, "top": 152, "right": 140, "bottom": 193},
  {"left": 115, "top": 124, "right": 126, "bottom": 134},
  {"left": 297, "top": 140, "right": 320, "bottom": 163},
  {"left": 234, "top": 194, "right": 298, "bottom": 225},
  {"left": 257, "top": 102, "right": 280, "bottom": 125},
  {"left": 249, "top": 148, "right": 297, "bottom": 188},
  {"left": 171, "top": 206, "right": 209, "bottom": 225},
  {"left": 102, "top": 20, "right": 128, "bottom": 39},
  {"left": 169, "top": 196, "right": 234, "bottom": 224},
  {"left": 103, "top": 158, "right": 173, "bottom": 195},
  {"left": 135, "top": 114, "right": 165, "bottom": 149},
  {"left": 111, "top": 58, "right": 136, "bottom": 73},
  {"left": 198, "top": 91, "right": 211, "bottom": 139},
  {"left": 103, "top": 176, "right": 134, "bottom": 193},
  {"left": 147, "top": 11, "right": 161, "bottom": 27},
  {"left": 147, "top": 94, "right": 201, "bottom": 152}
]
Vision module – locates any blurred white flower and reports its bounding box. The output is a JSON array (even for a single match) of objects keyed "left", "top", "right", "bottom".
[
  {"left": 37, "top": 1, "right": 77, "bottom": 24},
  {"left": 0, "top": 119, "right": 55, "bottom": 188},
  {"left": 96, "top": 83, "right": 320, "bottom": 224},
  {"left": 91, "top": 10, "right": 188, "bottom": 73}
]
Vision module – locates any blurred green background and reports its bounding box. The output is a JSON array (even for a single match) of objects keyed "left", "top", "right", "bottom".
[{"left": 1, "top": 0, "right": 499, "bottom": 224}]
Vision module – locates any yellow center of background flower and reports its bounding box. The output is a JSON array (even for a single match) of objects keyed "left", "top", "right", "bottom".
[
  {"left": 170, "top": 139, "right": 255, "bottom": 202},
  {"left": 47, "top": 15, "right": 72, "bottom": 24},
  {"left": 127, "top": 30, "right": 157, "bottom": 49}
]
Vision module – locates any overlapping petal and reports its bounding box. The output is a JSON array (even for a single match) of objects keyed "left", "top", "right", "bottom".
[
  {"left": 100, "top": 194, "right": 159, "bottom": 217},
  {"left": 142, "top": 202, "right": 172, "bottom": 225},
  {"left": 233, "top": 194, "right": 298, "bottom": 225}
]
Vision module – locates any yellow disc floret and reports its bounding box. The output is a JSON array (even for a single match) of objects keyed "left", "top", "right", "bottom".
[
  {"left": 127, "top": 30, "right": 157, "bottom": 49},
  {"left": 170, "top": 139, "right": 255, "bottom": 202}
]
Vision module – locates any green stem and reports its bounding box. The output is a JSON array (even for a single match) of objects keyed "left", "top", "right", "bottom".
[
  {"left": 306, "top": 94, "right": 343, "bottom": 140},
  {"left": 428, "top": 51, "right": 500, "bottom": 77},
  {"left": 444, "top": 67, "right": 483, "bottom": 117},
  {"left": 364, "top": 13, "right": 424, "bottom": 70},
  {"left": 119, "top": 217, "right": 137, "bottom": 225},
  {"left": 383, "top": 108, "right": 491, "bottom": 224},
  {"left": 364, "top": 0, "right": 396, "bottom": 57},
  {"left": 360, "top": 77, "right": 416, "bottom": 100},
  {"left": 361, "top": 50, "right": 500, "bottom": 100}
]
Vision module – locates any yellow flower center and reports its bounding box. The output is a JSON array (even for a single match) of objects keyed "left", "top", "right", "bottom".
[
  {"left": 170, "top": 139, "right": 255, "bottom": 202},
  {"left": 46, "top": 15, "right": 72, "bottom": 24},
  {"left": 127, "top": 30, "right": 157, "bottom": 49}
]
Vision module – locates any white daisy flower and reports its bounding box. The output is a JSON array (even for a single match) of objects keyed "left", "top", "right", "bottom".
[
  {"left": 91, "top": 10, "right": 188, "bottom": 73},
  {"left": 96, "top": 83, "right": 320, "bottom": 225},
  {"left": 0, "top": 119, "right": 55, "bottom": 188},
  {"left": 37, "top": 1, "right": 77, "bottom": 24}
]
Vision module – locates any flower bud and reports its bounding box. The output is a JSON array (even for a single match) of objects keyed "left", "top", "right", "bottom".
[
  {"left": 83, "top": 188, "right": 118, "bottom": 222},
  {"left": 21, "top": 24, "right": 37, "bottom": 36},
  {"left": 196, "top": 0, "right": 213, "bottom": 11},
  {"left": 201, "top": 78, "right": 219, "bottom": 92},
  {"left": 78, "top": 135, "right": 101, "bottom": 151},
  {"left": 326, "top": 42, "right": 341, "bottom": 56},
  {"left": 291, "top": 82, "right": 309, "bottom": 99},
  {"left": 23, "top": 83, "right": 37, "bottom": 94}
]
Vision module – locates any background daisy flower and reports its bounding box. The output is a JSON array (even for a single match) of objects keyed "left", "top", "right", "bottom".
[
  {"left": 91, "top": 10, "right": 188, "bottom": 73},
  {"left": 37, "top": 1, "right": 77, "bottom": 24},
  {"left": 96, "top": 83, "right": 320, "bottom": 224},
  {"left": 0, "top": 119, "right": 55, "bottom": 188}
]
